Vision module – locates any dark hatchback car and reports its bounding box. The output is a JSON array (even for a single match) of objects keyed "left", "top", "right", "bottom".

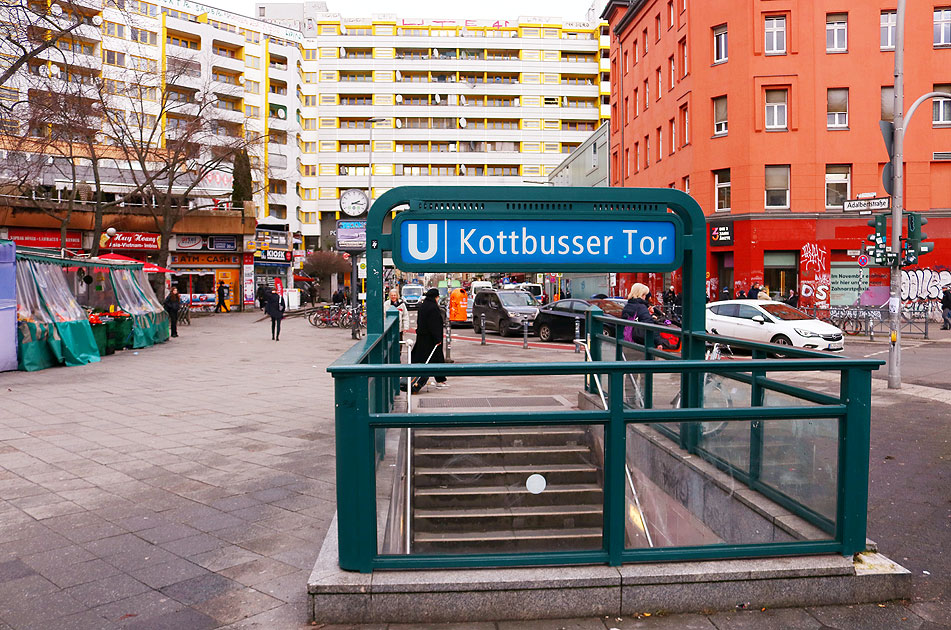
[
  {"left": 532, "top": 298, "right": 625, "bottom": 342},
  {"left": 471, "top": 289, "right": 538, "bottom": 337}
]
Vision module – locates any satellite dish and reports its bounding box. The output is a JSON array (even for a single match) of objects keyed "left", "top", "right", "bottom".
[
  {"left": 395, "top": 94, "right": 403, "bottom": 103},
  {"left": 50, "top": 64, "right": 60, "bottom": 77},
  {"left": 277, "top": 108, "right": 286, "bottom": 119},
  {"left": 339, "top": 165, "right": 348, "bottom": 175},
  {"left": 395, "top": 119, "right": 403, "bottom": 128},
  {"left": 562, "top": 96, "right": 568, "bottom": 107},
  {"left": 50, "top": 4, "right": 62, "bottom": 15},
  {"left": 339, "top": 47, "right": 347, "bottom": 56},
  {"left": 395, "top": 70, "right": 402, "bottom": 81},
  {"left": 340, "top": 25, "right": 347, "bottom": 34},
  {"left": 237, "top": 75, "right": 245, "bottom": 84},
  {"left": 460, "top": 95, "right": 467, "bottom": 106},
  {"left": 432, "top": 48, "right": 439, "bottom": 57},
  {"left": 433, "top": 94, "right": 441, "bottom": 104},
  {"left": 106, "top": 227, "right": 117, "bottom": 237},
  {"left": 458, "top": 117, "right": 467, "bottom": 128},
  {"left": 92, "top": 15, "right": 102, "bottom": 25},
  {"left": 460, "top": 165, "right": 467, "bottom": 175}
]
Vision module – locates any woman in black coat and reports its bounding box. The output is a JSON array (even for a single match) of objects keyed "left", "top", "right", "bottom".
[
  {"left": 621, "top": 283, "right": 655, "bottom": 344},
  {"left": 411, "top": 288, "right": 447, "bottom": 392},
  {"left": 265, "top": 288, "right": 286, "bottom": 341}
]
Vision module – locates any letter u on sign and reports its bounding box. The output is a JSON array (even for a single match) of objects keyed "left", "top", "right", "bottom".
[{"left": 407, "top": 223, "right": 439, "bottom": 261}]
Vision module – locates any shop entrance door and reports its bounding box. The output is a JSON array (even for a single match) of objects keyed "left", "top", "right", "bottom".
[
  {"left": 716, "top": 252, "right": 733, "bottom": 299},
  {"left": 215, "top": 269, "right": 237, "bottom": 310}
]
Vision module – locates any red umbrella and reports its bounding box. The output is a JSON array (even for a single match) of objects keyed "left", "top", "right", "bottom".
[{"left": 98, "top": 253, "right": 174, "bottom": 273}]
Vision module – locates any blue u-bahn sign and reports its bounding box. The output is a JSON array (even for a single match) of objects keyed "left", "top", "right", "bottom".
[{"left": 393, "top": 217, "right": 681, "bottom": 272}]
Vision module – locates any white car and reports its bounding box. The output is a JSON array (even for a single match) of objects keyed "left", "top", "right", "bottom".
[{"left": 705, "top": 300, "right": 844, "bottom": 352}]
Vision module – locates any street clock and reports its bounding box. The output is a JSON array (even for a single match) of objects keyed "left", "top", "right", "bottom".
[{"left": 339, "top": 188, "right": 369, "bottom": 217}]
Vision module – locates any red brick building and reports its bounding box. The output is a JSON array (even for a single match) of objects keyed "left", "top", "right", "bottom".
[{"left": 602, "top": 0, "right": 951, "bottom": 312}]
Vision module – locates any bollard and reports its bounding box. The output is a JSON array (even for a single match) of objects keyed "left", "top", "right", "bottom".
[
  {"left": 480, "top": 313, "right": 486, "bottom": 346},
  {"left": 523, "top": 319, "right": 529, "bottom": 349},
  {"left": 574, "top": 318, "right": 581, "bottom": 353}
]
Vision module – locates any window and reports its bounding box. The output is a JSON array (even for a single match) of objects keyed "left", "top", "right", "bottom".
[
  {"left": 826, "top": 14, "right": 847, "bottom": 52},
  {"left": 129, "top": 27, "right": 157, "bottom": 45},
  {"left": 713, "top": 24, "right": 728, "bottom": 63},
  {"left": 936, "top": 9, "right": 951, "bottom": 46},
  {"left": 827, "top": 88, "right": 848, "bottom": 128},
  {"left": 765, "top": 165, "right": 790, "bottom": 209},
  {"left": 934, "top": 84, "right": 951, "bottom": 125},
  {"left": 656, "top": 67, "right": 662, "bottom": 96},
  {"left": 765, "top": 89, "right": 787, "bottom": 130},
  {"left": 104, "top": 22, "right": 125, "bottom": 38},
  {"left": 713, "top": 96, "right": 727, "bottom": 135},
  {"left": 881, "top": 86, "right": 894, "bottom": 121},
  {"left": 714, "top": 169, "right": 731, "bottom": 211},
  {"left": 643, "top": 79, "right": 649, "bottom": 109},
  {"left": 678, "top": 38, "right": 688, "bottom": 76},
  {"left": 680, "top": 104, "right": 689, "bottom": 145},
  {"left": 634, "top": 142, "right": 640, "bottom": 172},
  {"left": 656, "top": 127, "right": 662, "bottom": 161},
  {"left": 668, "top": 2, "right": 675, "bottom": 29},
  {"left": 644, "top": 135, "right": 650, "bottom": 168},
  {"left": 624, "top": 96, "right": 630, "bottom": 123},
  {"left": 625, "top": 148, "right": 630, "bottom": 176},
  {"left": 103, "top": 49, "right": 125, "bottom": 66},
  {"left": 245, "top": 80, "right": 260, "bottom": 94},
  {"left": 643, "top": 28, "right": 648, "bottom": 54},
  {"left": 825, "top": 165, "right": 850, "bottom": 209},
  {"left": 624, "top": 50, "right": 629, "bottom": 73},
  {"left": 669, "top": 55, "right": 676, "bottom": 87},
  {"left": 669, "top": 118, "right": 676, "bottom": 153},
  {"left": 765, "top": 16, "right": 786, "bottom": 54},
  {"left": 881, "top": 11, "right": 896, "bottom": 50},
  {"left": 682, "top": 175, "right": 690, "bottom": 193},
  {"left": 633, "top": 88, "right": 639, "bottom": 116},
  {"left": 655, "top": 14, "right": 661, "bottom": 41}
]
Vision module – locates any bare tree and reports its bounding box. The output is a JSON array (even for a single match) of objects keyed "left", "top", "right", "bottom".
[{"left": 0, "top": 0, "right": 105, "bottom": 98}]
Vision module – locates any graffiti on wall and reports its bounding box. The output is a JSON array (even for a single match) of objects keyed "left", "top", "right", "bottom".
[
  {"left": 901, "top": 266, "right": 951, "bottom": 301},
  {"left": 799, "top": 243, "right": 830, "bottom": 309}
]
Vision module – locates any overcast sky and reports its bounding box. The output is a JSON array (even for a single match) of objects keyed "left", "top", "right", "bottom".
[{"left": 200, "top": 0, "right": 600, "bottom": 22}]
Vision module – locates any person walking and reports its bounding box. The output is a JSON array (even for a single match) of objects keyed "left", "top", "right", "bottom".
[
  {"left": 411, "top": 288, "right": 448, "bottom": 393},
  {"left": 941, "top": 287, "right": 951, "bottom": 330},
  {"left": 265, "top": 286, "right": 286, "bottom": 341},
  {"left": 332, "top": 288, "right": 345, "bottom": 306},
  {"left": 214, "top": 281, "right": 231, "bottom": 313},
  {"left": 255, "top": 284, "right": 267, "bottom": 311},
  {"left": 747, "top": 283, "right": 760, "bottom": 300},
  {"left": 784, "top": 289, "right": 799, "bottom": 307},
  {"left": 386, "top": 288, "right": 409, "bottom": 339},
  {"left": 164, "top": 287, "right": 181, "bottom": 338}
]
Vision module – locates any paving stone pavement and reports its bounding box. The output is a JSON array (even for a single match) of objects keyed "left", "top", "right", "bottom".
[{"left": 0, "top": 311, "right": 948, "bottom": 630}]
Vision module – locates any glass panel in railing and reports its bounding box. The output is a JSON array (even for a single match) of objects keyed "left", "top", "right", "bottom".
[
  {"left": 378, "top": 424, "right": 604, "bottom": 556},
  {"left": 760, "top": 369, "right": 837, "bottom": 405},
  {"left": 759, "top": 418, "right": 839, "bottom": 522},
  {"left": 625, "top": 420, "right": 833, "bottom": 549}
]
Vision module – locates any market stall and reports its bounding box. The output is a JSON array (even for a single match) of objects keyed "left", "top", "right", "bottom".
[
  {"left": 79, "top": 264, "right": 169, "bottom": 348},
  {"left": 14, "top": 251, "right": 100, "bottom": 371}
]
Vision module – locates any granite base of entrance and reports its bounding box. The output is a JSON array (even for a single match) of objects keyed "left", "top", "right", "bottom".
[{"left": 307, "top": 514, "right": 911, "bottom": 624}]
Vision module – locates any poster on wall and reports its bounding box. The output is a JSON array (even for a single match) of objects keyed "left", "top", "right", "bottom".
[
  {"left": 242, "top": 253, "right": 255, "bottom": 306},
  {"left": 830, "top": 264, "right": 869, "bottom": 306}
]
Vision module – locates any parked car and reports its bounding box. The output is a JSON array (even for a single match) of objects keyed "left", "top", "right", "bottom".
[
  {"left": 471, "top": 289, "right": 539, "bottom": 337},
  {"left": 532, "top": 299, "right": 597, "bottom": 341},
  {"left": 705, "top": 300, "right": 844, "bottom": 352},
  {"left": 401, "top": 284, "right": 424, "bottom": 310}
]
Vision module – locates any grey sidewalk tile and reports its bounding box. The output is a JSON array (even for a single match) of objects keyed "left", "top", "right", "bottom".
[
  {"left": 389, "top": 623, "right": 498, "bottom": 630},
  {"left": 55, "top": 610, "right": 123, "bottom": 630},
  {"left": 707, "top": 608, "right": 823, "bottom": 630},
  {"left": 159, "top": 533, "right": 229, "bottom": 558},
  {"left": 192, "top": 586, "right": 284, "bottom": 625},
  {"left": 0, "top": 559, "right": 37, "bottom": 583},
  {"left": 190, "top": 545, "right": 265, "bottom": 572},
  {"left": 219, "top": 557, "right": 299, "bottom": 587},
  {"left": 127, "top": 558, "right": 209, "bottom": 589},
  {"left": 44, "top": 558, "right": 123, "bottom": 589},
  {"left": 498, "top": 618, "right": 609, "bottom": 630},
  {"left": 136, "top": 523, "right": 203, "bottom": 545},
  {"left": 806, "top": 603, "right": 927, "bottom": 629},
  {"left": 160, "top": 572, "right": 243, "bottom": 606},
  {"left": 909, "top": 602, "right": 951, "bottom": 625},
  {"left": 65, "top": 573, "right": 152, "bottom": 608},
  {"left": 122, "top": 607, "right": 220, "bottom": 630},
  {"left": 91, "top": 590, "right": 186, "bottom": 625},
  {"left": 610, "top": 614, "right": 717, "bottom": 629},
  {"left": 21, "top": 544, "right": 95, "bottom": 572},
  {"left": 214, "top": 602, "right": 312, "bottom": 629}
]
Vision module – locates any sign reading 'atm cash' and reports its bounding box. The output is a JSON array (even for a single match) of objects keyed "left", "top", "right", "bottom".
[{"left": 393, "top": 218, "right": 681, "bottom": 272}]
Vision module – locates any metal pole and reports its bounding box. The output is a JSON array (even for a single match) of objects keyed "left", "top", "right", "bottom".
[
  {"left": 888, "top": 0, "right": 905, "bottom": 388},
  {"left": 574, "top": 317, "right": 581, "bottom": 353},
  {"left": 444, "top": 301, "right": 452, "bottom": 362},
  {"left": 522, "top": 319, "right": 529, "bottom": 349},
  {"left": 480, "top": 312, "right": 486, "bottom": 345},
  {"left": 350, "top": 255, "right": 360, "bottom": 339}
]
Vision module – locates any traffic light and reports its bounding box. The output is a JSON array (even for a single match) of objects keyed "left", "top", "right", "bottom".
[
  {"left": 905, "top": 212, "right": 933, "bottom": 264},
  {"left": 867, "top": 214, "right": 887, "bottom": 247}
]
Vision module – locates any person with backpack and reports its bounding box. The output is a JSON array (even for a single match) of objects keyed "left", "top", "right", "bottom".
[{"left": 621, "top": 283, "right": 655, "bottom": 344}]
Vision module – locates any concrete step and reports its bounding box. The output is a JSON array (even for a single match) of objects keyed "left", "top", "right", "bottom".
[
  {"left": 413, "top": 464, "right": 600, "bottom": 488},
  {"left": 413, "top": 445, "right": 594, "bottom": 467},
  {"left": 413, "top": 526, "right": 603, "bottom": 554},
  {"left": 413, "top": 427, "right": 588, "bottom": 448},
  {"left": 413, "top": 483, "right": 603, "bottom": 509},
  {"left": 413, "top": 503, "right": 603, "bottom": 533}
]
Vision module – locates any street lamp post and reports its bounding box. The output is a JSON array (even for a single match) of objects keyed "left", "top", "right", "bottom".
[{"left": 350, "top": 117, "right": 386, "bottom": 340}]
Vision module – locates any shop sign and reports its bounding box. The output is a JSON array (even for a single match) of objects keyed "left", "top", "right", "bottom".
[
  {"left": 255, "top": 249, "right": 292, "bottom": 263},
  {"left": 101, "top": 232, "right": 161, "bottom": 250},
  {"left": 208, "top": 236, "right": 237, "bottom": 251},
  {"left": 337, "top": 220, "right": 367, "bottom": 250},
  {"left": 709, "top": 222, "right": 733, "bottom": 246},
  {"left": 176, "top": 235, "right": 204, "bottom": 250},
  {"left": 171, "top": 252, "right": 241, "bottom": 266},
  {"left": 8, "top": 228, "right": 81, "bottom": 249}
]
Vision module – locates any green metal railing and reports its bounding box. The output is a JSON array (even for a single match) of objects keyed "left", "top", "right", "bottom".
[{"left": 328, "top": 308, "right": 882, "bottom": 574}]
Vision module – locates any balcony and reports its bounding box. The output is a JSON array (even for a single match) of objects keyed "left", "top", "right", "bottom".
[
  {"left": 211, "top": 55, "right": 244, "bottom": 74},
  {"left": 72, "top": 23, "right": 103, "bottom": 41}
]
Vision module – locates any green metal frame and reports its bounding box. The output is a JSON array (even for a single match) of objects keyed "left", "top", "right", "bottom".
[{"left": 329, "top": 186, "right": 881, "bottom": 573}]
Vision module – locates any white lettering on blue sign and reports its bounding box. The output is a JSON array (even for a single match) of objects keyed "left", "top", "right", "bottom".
[{"left": 399, "top": 220, "right": 676, "bottom": 266}]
